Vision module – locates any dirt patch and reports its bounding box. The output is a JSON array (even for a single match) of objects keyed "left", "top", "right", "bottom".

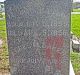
[
  {"left": 76, "top": 71, "right": 80, "bottom": 75},
  {"left": 0, "top": 69, "right": 10, "bottom": 75},
  {"left": 0, "top": 72, "right": 10, "bottom": 75}
]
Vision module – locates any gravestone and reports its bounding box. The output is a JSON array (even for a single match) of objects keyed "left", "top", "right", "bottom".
[{"left": 5, "top": 0, "right": 71, "bottom": 75}]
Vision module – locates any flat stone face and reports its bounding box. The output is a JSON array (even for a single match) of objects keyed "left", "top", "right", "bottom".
[{"left": 5, "top": 0, "right": 71, "bottom": 75}]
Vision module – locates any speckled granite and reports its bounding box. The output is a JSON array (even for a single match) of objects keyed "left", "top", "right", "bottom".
[{"left": 5, "top": 0, "right": 71, "bottom": 75}]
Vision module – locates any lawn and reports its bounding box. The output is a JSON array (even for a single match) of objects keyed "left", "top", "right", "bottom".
[
  {"left": 0, "top": 19, "right": 9, "bottom": 72},
  {"left": 72, "top": 9, "right": 80, "bottom": 12},
  {"left": 70, "top": 52, "right": 80, "bottom": 75},
  {"left": 71, "top": 14, "right": 80, "bottom": 75},
  {"left": 0, "top": 20, "right": 7, "bottom": 39},
  {"left": 71, "top": 14, "right": 80, "bottom": 38}
]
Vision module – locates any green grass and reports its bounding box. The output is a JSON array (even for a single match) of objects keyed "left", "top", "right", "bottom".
[
  {"left": 70, "top": 52, "right": 80, "bottom": 74},
  {"left": 71, "top": 14, "right": 80, "bottom": 74},
  {"left": 73, "top": 9, "right": 80, "bottom": 12},
  {"left": 71, "top": 14, "right": 80, "bottom": 38},
  {"left": 0, "top": 20, "right": 7, "bottom": 40},
  {"left": 0, "top": 19, "right": 9, "bottom": 71}
]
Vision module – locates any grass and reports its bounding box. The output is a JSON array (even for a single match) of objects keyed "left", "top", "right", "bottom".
[
  {"left": 0, "top": 20, "right": 7, "bottom": 39},
  {"left": 0, "top": 19, "right": 9, "bottom": 72},
  {"left": 72, "top": 9, "right": 80, "bottom": 12},
  {"left": 71, "top": 14, "right": 80, "bottom": 38},
  {"left": 71, "top": 14, "right": 80, "bottom": 75},
  {"left": 70, "top": 51, "right": 80, "bottom": 75}
]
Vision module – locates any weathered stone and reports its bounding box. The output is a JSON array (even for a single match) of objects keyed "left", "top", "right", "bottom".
[
  {"left": 5, "top": 0, "right": 71, "bottom": 75},
  {"left": 72, "top": 40, "right": 80, "bottom": 52}
]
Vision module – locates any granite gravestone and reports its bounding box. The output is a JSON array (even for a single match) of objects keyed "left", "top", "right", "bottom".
[{"left": 5, "top": 0, "right": 71, "bottom": 75}]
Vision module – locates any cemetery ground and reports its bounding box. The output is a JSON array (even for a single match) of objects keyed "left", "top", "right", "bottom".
[
  {"left": 70, "top": 52, "right": 80, "bottom": 75},
  {"left": 70, "top": 14, "right": 80, "bottom": 75},
  {"left": 0, "top": 14, "right": 80, "bottom": 74},
  {"left": 73, "top": 9, "right": 80, "bottom": 12},
  {"left": 71, "top": 14, "right": 80, "bottom": 37},
  {"left": 0, "top": 20, "right": 9, "bottom": 73}
]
